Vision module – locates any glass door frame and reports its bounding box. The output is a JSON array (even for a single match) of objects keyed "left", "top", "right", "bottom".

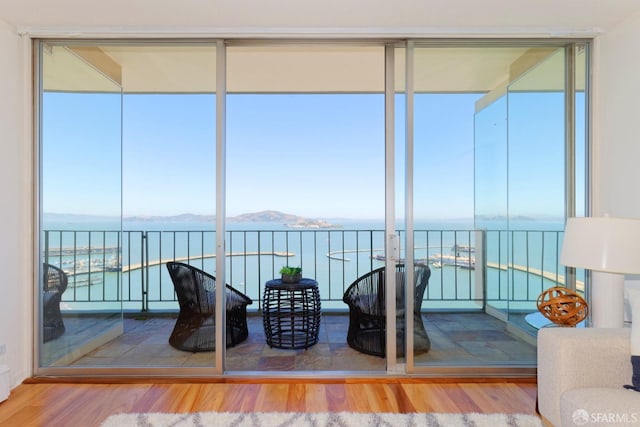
[
  {"left": 215, "top": 40, "right": 226, "bottom": 374},
  {"left": 220, "top": 39, "right": 402, "bottom": 375},
  {"left": 384, "top": 42, "right": 401, "bottom": 373},
  {"left": 34, "top": 39, "right": 222, "bottom": 377}
]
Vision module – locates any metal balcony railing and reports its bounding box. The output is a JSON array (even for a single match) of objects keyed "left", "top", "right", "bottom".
[{"left": 42, "top": 228, "right": 568, "bottom": 313}]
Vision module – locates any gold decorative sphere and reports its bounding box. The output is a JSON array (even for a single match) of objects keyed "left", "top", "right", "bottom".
[{"left": 537, "top": 286, "right": 588, "bottom": 327}]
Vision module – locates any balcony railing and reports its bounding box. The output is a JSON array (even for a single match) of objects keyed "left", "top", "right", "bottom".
[{"left": 42, "top": 228, "right": 568, "bottom": 313}]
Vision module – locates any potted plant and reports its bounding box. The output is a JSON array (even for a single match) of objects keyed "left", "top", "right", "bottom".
[{"left": 279, "top": 266, "right": 302, "bottom": 283}]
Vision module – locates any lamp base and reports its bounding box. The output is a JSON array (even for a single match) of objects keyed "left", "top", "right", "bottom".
[{"left": 591, "top": 271, "right": 625, "bottom": 328}]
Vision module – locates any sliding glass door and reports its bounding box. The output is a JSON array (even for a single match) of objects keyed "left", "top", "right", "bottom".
[
  {"left": 120, "top": 44, "right": 218, "bottom": 368},
  {"left": 225, "top": 43, "right": 389, "bottom": 372},
  {"left": 39, "top": 44, "right": 124, "bottom": 368},
  {"left": 406, "top": 42, "right": 586, "bottom": 373},
  {"left": 36, "top": 38, "right": 588, "bottom": 376},
  {"left": 38, "top": 42, "right": 219, "bottom": 372}
]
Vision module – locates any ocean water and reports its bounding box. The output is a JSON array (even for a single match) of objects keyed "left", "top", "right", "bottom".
[{"left": 42, "top": 217, "right": 566, "bottom": 313}]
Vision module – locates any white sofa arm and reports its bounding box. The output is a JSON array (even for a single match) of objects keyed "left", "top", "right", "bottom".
[{"left": 537, "top": 327, "right": 631, "bottom": 426}]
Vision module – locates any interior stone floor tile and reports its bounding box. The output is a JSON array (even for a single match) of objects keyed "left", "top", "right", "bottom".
[
  {"left": 257, "top": 355, "right": 296, "bottom": 370},
  {"left": 227, "top": 356, "right": 262, "bottom": 370},
  {"left": 295, "top": 355, "right": 334, "bottom": 370}
]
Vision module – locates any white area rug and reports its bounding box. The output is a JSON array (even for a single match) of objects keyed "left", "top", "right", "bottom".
[{"left": 100, "top": 411, "right": 543, "bottom": 427}]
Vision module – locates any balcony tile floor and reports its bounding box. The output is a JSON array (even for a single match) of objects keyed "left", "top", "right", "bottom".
[{"left": 46, "top": 312, "right": 537, "bottom": 371}]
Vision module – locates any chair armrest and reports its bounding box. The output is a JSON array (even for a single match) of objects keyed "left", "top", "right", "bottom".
[
  {"left": 226, "top": 286, "right": 253, "bottom": 308},
  {"left": 42, "top": 290, "right": 59, "bottom": 306},
  {"left": 537, "top": 327, "right": 631, "bottom": 427}
]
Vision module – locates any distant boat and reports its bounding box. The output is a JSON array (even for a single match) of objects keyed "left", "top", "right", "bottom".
[
  {"left": 371, "top": 254, "right": 429, "bottom": 264},
  {"left": 429, "top": 253, "right": 475, "bottom": 270},
  {"left": 457, "top": 260, "right": 476, "bottom": 270},
  {"left": 452, "top": 244, "right": 474, "bottom": 254},
  {"left": 285, "top": 219, "right": 341, "bottom": 229}
]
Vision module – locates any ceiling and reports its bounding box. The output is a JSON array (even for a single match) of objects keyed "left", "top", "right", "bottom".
[
  {"left": 1, "top": 0, "right": 640, "bottom": 35},
  {"left": 42, "top": 42, "right": 579, "bottom": 97}
]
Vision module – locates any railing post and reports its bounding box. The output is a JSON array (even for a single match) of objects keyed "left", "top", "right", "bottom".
[
  {"left": 142, "top": 231, "right": 148, "bottom": 312},
  {"left": 44, "top": 230, "right": 49, "bottom": 266},
  {"left": 475, "top": 229, "right": 487, "bottom": 311}
]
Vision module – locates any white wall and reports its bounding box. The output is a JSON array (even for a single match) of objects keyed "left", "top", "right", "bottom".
[
  {"left": 592, "top": 13, "right": 640, "bottom": 307},
  {"left": 592, "top": 12, "right": 640, "bottom": 218},
  {"left": 0, "top": 18, "right": 32, "bottom": 388}
]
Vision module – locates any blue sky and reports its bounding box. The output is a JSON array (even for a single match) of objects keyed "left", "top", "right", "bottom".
[
  {"left": 42, "top": 89, "right": 576, "bottom": 221},
  {"left": 226, "top": 93, "right": 386, "bottom": 219},
  {"left": 43, "top": 92, "right": 122, "bottom": 215}
]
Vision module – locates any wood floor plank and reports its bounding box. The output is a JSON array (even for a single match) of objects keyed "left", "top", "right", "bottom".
[
  {"left": 0, "top": 381, "right": 539, "bottom": 426},
  {"left": 197, "top": 383, "right": 234, "bottom": 411},
  {"left": 255, "top": 383, "right": 289, "bottom": 412},
  {"left": 303, "top": 384, "right": 329, "bottom": 412},
  {"left": 403, "top": 383, "right": 465, "bottom": 412},
  {"left": 390, "top": 383, "right": 419, "bottom": 413},
  {"left": 463, "top": 383, "right": 535, "bottom": 414},
  {"left": 324, "top": 383, "right": 349, "bottom": 412}
]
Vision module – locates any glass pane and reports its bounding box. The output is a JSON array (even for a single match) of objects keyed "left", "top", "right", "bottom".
[
  {"left": 226, "top": 44, "right": 386, "bottom": 372},
  {"left": 410, "top": 45, "right": 571, "bottom": 369},
  {"left": 39, "top": 43, "right": 218, "bottom": 370},
  {"left": 506, "top": 48, "right": 565, "bottom": 332},
  {"left": 411, "top": 47, "right": 480, "bottom": 368},
  {"left": 120, "top": 44, "right": 217, "bottom": 368},
  {"left": 40, "top": 44, "right": 123, "bottom": 367},
  {"left": 475, "top": 96, "right": 509, "bottom": 315}
]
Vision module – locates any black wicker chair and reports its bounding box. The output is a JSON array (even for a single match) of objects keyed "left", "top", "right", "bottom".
[
  {"left": 43, "top": 263, "right": 68, "bottom": 342},
  {"left": 343, "top": 263, "right": 431, "bottom": 357},
  {"left": 166, "top": 261, "right": 253, "bottom": 352}
]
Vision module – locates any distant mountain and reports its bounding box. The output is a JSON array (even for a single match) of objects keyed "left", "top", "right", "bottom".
[
  {"left": 47, "top": 210, "right": 340, "bottom": 228},
  {"left": 125, "top": 210, "right": 302, "bottom": 223},
  {"left": 229, "top": 210, "right": 340, "bottom": 228},
  {"left": 229, "top": 210, "right": 300, "bottom": 223},
  {"left": 124, "top": 213, "right": 215, "bottom": 222}
]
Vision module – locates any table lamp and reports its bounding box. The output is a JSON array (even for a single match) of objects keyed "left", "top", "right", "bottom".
[{"left": 560, "top": 216, "right": 640, "bottom": 328}]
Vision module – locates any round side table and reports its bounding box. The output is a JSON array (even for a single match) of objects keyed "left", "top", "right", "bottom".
[{"left": 262, "top": 278, "right": 321, "bottom": 349}]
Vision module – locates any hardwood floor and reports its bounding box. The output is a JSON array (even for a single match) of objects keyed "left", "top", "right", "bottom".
[{"left": 0, "top": 380, "right": 538, "bottom": 426}]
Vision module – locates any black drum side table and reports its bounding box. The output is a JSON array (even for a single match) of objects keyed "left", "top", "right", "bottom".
[{"left": 262, "top": 278, "right": 321, "bottom": 349}]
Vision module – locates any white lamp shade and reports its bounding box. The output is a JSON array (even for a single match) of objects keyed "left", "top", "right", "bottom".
[{"left": 560, "top": 216, "right": 640, "bottom": 274}]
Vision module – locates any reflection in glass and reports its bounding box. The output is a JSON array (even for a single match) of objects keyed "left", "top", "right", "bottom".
[
  {"left": 506, "top": 48, "right": 566, "bottom": 320},
  {"left": 41, "top": 45, "right": 123, "bottom": 367},
  {"left": 475, "top": 96, "right": 508, "bottom": 313},
  {"left": 410, "top": 45, "right": 575, "bottom": 369}
]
